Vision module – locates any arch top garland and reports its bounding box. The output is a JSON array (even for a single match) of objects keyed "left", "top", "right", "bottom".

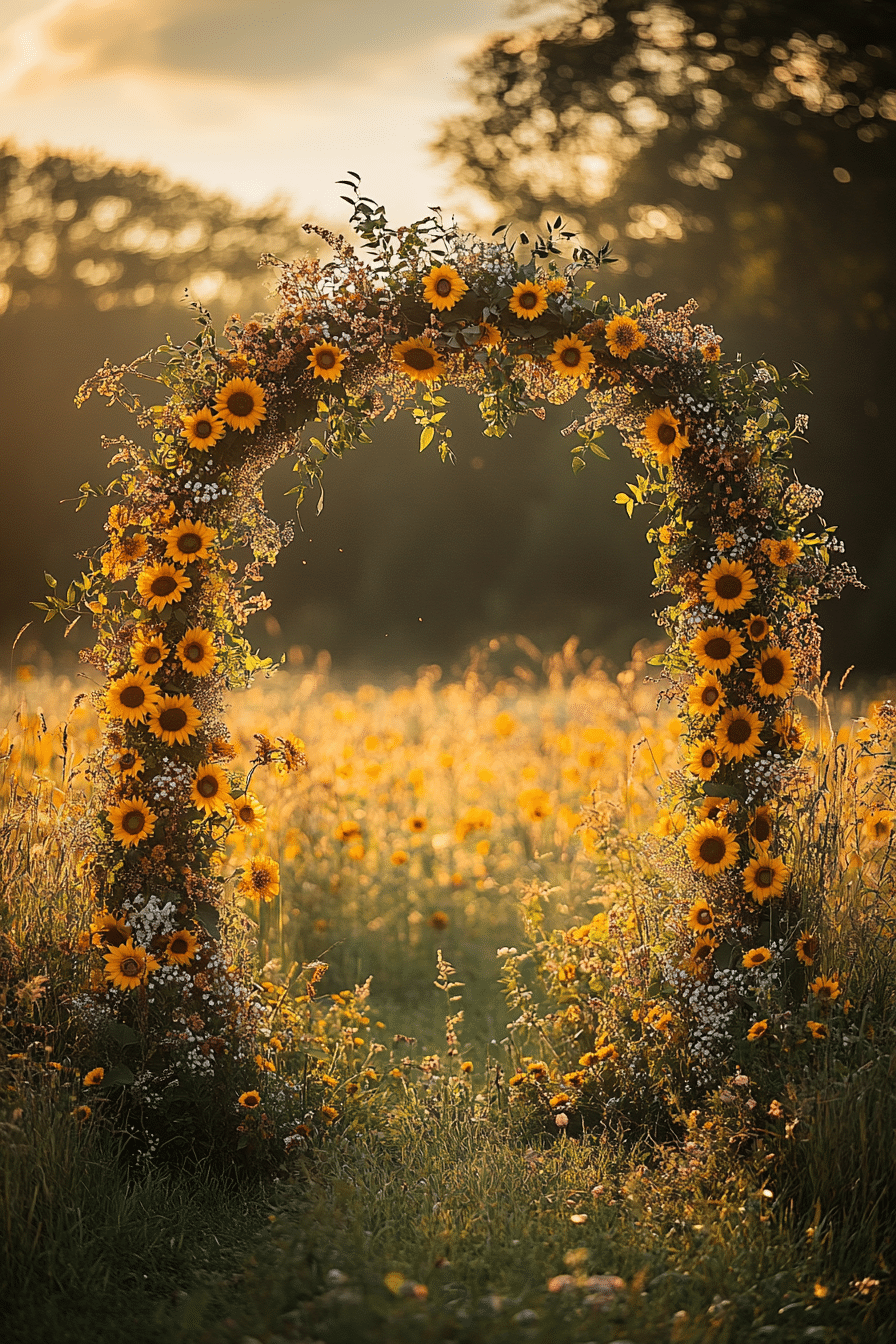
[{"left": 57, "top": 179, "right": 858, "bottom": 1119}]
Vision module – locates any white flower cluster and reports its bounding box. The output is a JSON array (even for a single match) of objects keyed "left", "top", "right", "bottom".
[
  {"left": 181, "top": 476, "right": 230, "bottom": 505},
  {"left": 123, "top": 891, "right": 177, "bottom": 943},
  {"left": 149, "top": 754, "right": 193, "bottom": 806}
]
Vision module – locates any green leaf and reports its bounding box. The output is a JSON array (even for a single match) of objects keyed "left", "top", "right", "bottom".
[
  {"left": 194, "top": 902, "right": 221, "bottom": 940},
  {"left": 419, "top": 426, "right": 434, "bottom": 451},
  {"left": 44, "top": 573, "right": 57, "bottom": 589},
  {"left": 105, "top": 1064, "right": 135, "bottom": 1087},
  {"left": 571, "top": 456, "right": 586, "bottom": 474},
  {"left": 105, "top": 1019, "right": 139, "bottom": 1047}
]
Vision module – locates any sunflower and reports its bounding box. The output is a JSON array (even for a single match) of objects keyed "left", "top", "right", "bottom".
[
  {"left": 687, "top": 898, "right": 715, "bottom": 932},
  {"left": 686, "top": 740, "right": 721, "bottom": 780},
  {"left": 743, "top": 854, "right": 789, "bottom": 902},
  {"left": 407, "top": 814, "right": 428, "bottom": 832},
  {"left": 392, "top": 335, "right": 445, "bottom": 383},
  {"left": 111, "top": 748, "right": 144, "bottom": 779},
  {"left": 796, "top": 933, "right": 819, "bottom": 966},
  {"left": 806, "top": 1020, "right": 828, "bottom": 1040},
  {"left": 422, "top": 263, "right": 468, "bottom": 311},
  {"left": 689, "top": 625, "right": 746, "bottom": 675},
  {"left": 147, "top": 694, "right": 201, "bottom": 747},
  {"left": 238, "top": 856, "right": 280, "bottom": 903},
  {"left": 742, "top": 947, "right": 772, "bottom": 969},
  {"left": 477, "top": 321, "right": 502, "bottom": 348},
  {"left": 701, "top": 341, "right": 722, "bottom": 363},
  {"left": 687, "top": 934, "right": 718, "bottom": 979},
  {"left": 177, "top": 627, "right": 217, "bottom": 677},
  {"left": 752, "top": 647, "right": 795, "bottom": 699},
  {"left": 106, "top": 670, "right": 160, "bottom": 724},
  {"left": 744, "top": 615, "right": 771, "bottom": 643},
  {"left": 687, "top": 672, "right": 726, "bottom": 718},
  {"left": 166, "top": 929, "right": 199, "bottom": 965},
  {"left": 508, "top": 280, "right": 548, "bottom": 321},
  {"left": 548, "top": 334, "right": 594, "bottom": 381},
  {"left": 181, "top": 406, "right": 226, "bottom": 451},
  {"left": 809, "top": 974, "right": 840, "bottom": 1003},
  {"left": 107, "top": 796, "right": 157, "bottom": 847},
  {"left": 163, "top": 518, "right": 216, "bottom": 564},
  {"left": 104, "top": 938, "right": 160, "bottom": 990},
  {"left": 701, "top": 559, "right": 757, "bottom": 615},
  {"left": 191, "top": 763, "right": 231, "bottom": 816},
  {"left": 83, "top": 1067, "right": 105, "bottom": 1086},
  {"left": 231, "top": 793, "right": 267, "bottom": 833},
  {"left": 762, "top": 537, "right": 802, "bottom": 568},
  {"left": 238, "top": 1090, "right": 261, "bottom": 1108},
  {"left": 643, "top": 407, "right": 688, "bottom": 465},
  {"left": 747, "top": 1020, "right": 768, "bottom": 1041},
  {"left": 863, "top": 809, "right": 892, "bottom": 844},
  {"left": 686, "top": 819, "right": 739, "bottom": 876},
  {"left": 774, "top": 712, "right": 807, "bottom": 752},
  {"left": 132, "top": 634, "right": 168, "bottom": 673},
  {"left": 748, "top": 806, "right": 773, "bottom": 848},
  {"left": 605, "top": 314, "right": 646, "bottom": 359},
  {"left": 90, "top": 911, "right": 131, "bottom": 947},
  {"left": 715, "top": 706, "right": 763, "bottom": 762},
  {"left": 215, "top": 377, "right": 266, "bottom": 432},
  {"left": 306, "top": 341, "right": 346, "bottom": 381},
  {"left": 698, "top": 795, "right": 734, "bottom": 823},
  {"left": 137, "top": 563, "right": 191, "bottom": 612}
]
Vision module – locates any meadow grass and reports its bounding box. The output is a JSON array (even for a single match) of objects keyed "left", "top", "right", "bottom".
[{"left": 1, "top": 653, "right": 894, "bottom": 1341}]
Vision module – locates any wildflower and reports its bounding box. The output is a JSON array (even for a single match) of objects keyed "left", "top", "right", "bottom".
[
  {"left": 132, "top": 633, "right": 168, "bottom": 672},
  {"left": 701, "top": 341, "right": 721, "bottom": 362},
  {"left": 752, "top": 647, "right": 795, "bottom": 699},
  {"left": 863, "top": 810, "right": 892, "bottom": 844},
  {"left": 72, "top": 1105, "right": 92, "bottom": 1122},
  {"left": 493, "top": 711, "right": 516, "bottom": 737},
  {"left": 743, "top": 855, "right": 789, "bottom": 902},
  {"left": 407, "top": 814, "right": 428, "bottom": 832},
  {"left": 605, "top": 314, "right": 646, "bottom": 358},
  {"left": 90, "top": 911, "right": 131, "bottom": 947},
  {"left": 215, "top": 377, "right": 266, "bottom": 432},
  {"left": 455, "top": 805, "right": 494, "bottom": 840},
  {"left": 686, "top": 820, "right": 739, "bottom": 876},
  {"left": 809, "top": 974, "right": 840, "bottom": 1003},
  {"left": 748, "top": 807, "right": 773, "bottom": 848},
  {"left": 306, "top": 341, "right": 346, "bottom": 381},
  {"left": 238, "top": 857, "right": 280, "bottom": 903},
  {"left": 806, "top": 1020, "right": 828, "bottom": 1040},
  {"left": 147, "top": 694, "right": 201, "bottom": 747},
  {"left": 715, "top": 706, "right": 763, "bottom": 762},
  {"left": 509, "top": 280, "right": 548, "bottom": 321},
  {"left": 239, "top": 1090, "right": 261, "bottom": 1108},
  {"left": 744, "top": 615, "right": 771, "bottom": 643},
  {"left": 796, "top": 933, "right": 819, "bottom": 966},
  {"left": 774, "top": 712, "right": 807, "bottom": 752},
  {"left": 166, "top": 929, "right": 199, "bottom": 964},
  {"left": 747, "top": 1020, "right": 768, "bottom": 1041},
  {"left": 422, "top": 263, "right": 467, "bottom": 311},
  {"left": 687, "top": 672, "right": 726, "bottom": 717},
  {"left": 392, "top": 335, "right": 445, "bottom": 383},
  {"left": 83, "top": 1068, "right": 105, "bottom": 1086},
  {"left": 518, "top": 787, "right": 552, "bottom": 821},
  {"left": 104, "top": 938, "right": 160, "bottom": 989},
  {"left": 690, "top": 625, "right": 746, "bottom": 675},
  {"left": 320, "top": 1104, "right": 339, "bottom": 1121},
  {"left": 107, "top": 796, "right": 157, "bottom": 848},
  {"left": 477, "top": 322, "right": 502, "bottom": 348},
  {"left": 137, "top": 562, "right": 191, "bottom": 612},
  {"left": 181, "top": 406, "right": 226, "bottom": 450},
  {"left": 742, "top": 947, "right": 772, "bottom": 969},
  {"left": 106, "top": 671, "right": 160, "bottom": 725},
  {"left": 163, "top": 518, "right": 216, "bottom": 564},
  {"left": 687, "top": 899, "right": 715, "bottom": 932},
  {"left": 232, "top": 793, "right": 267, "bottom": 833},
  {"left": 686, "top": 740, "right": 721, "bottom": 780},
  {"left": 548, "top": 334, "right": 594, "bottom": 381},
  {"left": 429, "top": 911, "right": 449, "bottom": 930},
  {"left": 390, "top": 849, "right": 409, "bottom": 866},
  {"left": 762, "top": 537, "right": 802, "bottom": 567},
  {"left": 545, "top": 276, "right": 566, "bottom": 294},
  {"left": 701, "top": 560, "right": 756, "bottom": 614},
  {"left": 687, "top": 934, "right": 718, "bottom": 978},
  {"left": 177, "top": 627, "right": 217, "bottom": 676}
]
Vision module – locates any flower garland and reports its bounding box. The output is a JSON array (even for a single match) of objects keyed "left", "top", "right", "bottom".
[{"left": 51, "top": 182, "right": 856, "bottom": 1134}]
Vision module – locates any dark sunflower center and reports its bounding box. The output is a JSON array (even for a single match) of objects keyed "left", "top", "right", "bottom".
[
  {"left": 252, "top": 870, "right": 270, "bottom": 890},
  {"left": 699, "top": 836, "right": 726, "bottom": 865},
  {"left": 755, "top": 867, "right": 774, "bottom": 888},
  {"left": 120, "top": 956, "right": 140, "bottom": 976},
  {"left": 159, "top": 707, "right": 188, "bottom": 733},
  {"left": 120, "top": 685, "right": 146, "bottom": 709},
  {"left": 614, "top": 324, "right": 635, "bottom": 347},
  {"left": 184, "top": 642, "right": 204, "bottom": 662},
  {"left": 194, "top": 419, "right": 213, "bottom": 439},
  {"left": 150, "top": 575, "right": 177, "bottom": 597},
  {"left": 701, "top": 686, "right": 719, "bottom": 706},
  {"left": 751, "top": 815, "right": 771, "bottom": 843},
  {"left": 227, "top": 391, "right": 255, "bottom": 417},
  {"left": 701, "top": 749, "right": 716, "bottom": 768},
  {"left": 178, "top": 533, "right": 202, "bottom": 554},
  {"left": 519, "top": 290, "right": 538, "bottom": 309},
  {"left": 123, "top": 809, "right": 145, "bottom": 833},
  {"left": 142, "top": 646, "right": 161, "bottom": 664},
  {"left": 715, "top": 574, "right": 743, "bottom": 599},
  {"left": 405, "top": 347, "right": 435, "bottom": 371},
  {"left": 198, "top": 776, "right": 218, "bottom": 797},
  {"left": 120, "top": 752, "right": 137, "bottom": 769},
  {"left": 802, "top": 937, "right": 818, "bottom": 958},
  {"left": 317, "top": 349, "right": 337, "bottom": 368},
  {"left": 694, "top": 942, "right": 713, "bottom": 960},
  {"left": 435, "top": 278, "right": 452, "bottom": 297},
  {"left": 170, "top": 936, "right": 188, "bottom": 955},
  {"left": 705, "top": 637, "right": 732, "bottom": 661},
  {"left": 761, "top": 656, "right": 784, "bottom": 684},
  {"left": 244, "top": 1094, "right": 259, "bottom": 1107},
  {"left": 727, "top": 718, "right": 752, "bottom": 744},
  {"left": 816, "top": 986, "right": 832, "bottom": 999},
  {"left": 561, "top": 347, "right": 582, "bottom": 367},
  {"left": 657, "top": 422, "right": 677, "bottom": 446},
  {"left": 239, "top": 806, "right": 255, "bottom": 824},
  {"left": 696, "top": 908, "right": 713, "bottom": 925},
  {"left": 749, "top": 620, "right": 767, "bottom": 639}
]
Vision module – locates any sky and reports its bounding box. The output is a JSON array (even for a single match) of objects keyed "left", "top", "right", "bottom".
[{"left": 0, "top": 0, "right": 563, "bottom": 223}]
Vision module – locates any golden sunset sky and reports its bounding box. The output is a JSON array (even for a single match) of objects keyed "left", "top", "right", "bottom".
[{"left": 0, "top": 0, "right": 567, "bottom": 221}]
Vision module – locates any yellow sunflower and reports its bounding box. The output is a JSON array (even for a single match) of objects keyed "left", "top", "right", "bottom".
[
  {"left": 605, "top": 314, "right": 646, "bottom": 359},
  {"left": 165, "top": 929, "right": 199, "bottom": 965},
  {"left": 191, "top": 763, "right": 231, "bottom": 816},
  {"left": 742, "top": 947, "right": 772, "bottom": 969},
  {"left": 686, "top": 740, "right": 721, "bottom": 780},
  {"left": 106, "top": 671, "right": 160, "bottom": 724},
  {"left": 163, "top": 518, "right": 216, "bottom": 564},
  {"left": 132, "top": 634, "right": 168, "bottom": 673},
  {"left": 181, "top": 406, "right": 226, "bottom": 451},
  {"left": 306, "top": 341, "right": 346, "bottom": 381},
  {"left": 422, "top": 263, "right": 468, "bottom": 311},
  {"left": 796, "top": 933, "right": 819, "bottom": 966},
  {"left": 147, "top": 694, "right": 201, "bottom": 747},
  {"left": 752, "top": 647, "right": 795, "bottom": 699},
  {"left": 689, "top": 625, "right": 746, "bottom": 675},
  {"left": 392, "top": 335, "right": 445, "bottom": 383},
  {"left": 762, "top": 537, "right": 802, "bottom": 568},
  {"left": 544, "top": 275, "right": 567, "bottom": 294},
  {"left": 548, "top": 334, "right": 594, "bottom": 381},
  {"left": 809, "top": 974, "right": 840, "bottom": 1003},
  {"left": 744, "top": 614, "right": 771, "bottom": 643},
  {"left": 748, "top": 806, "right": 774, "bottom": 849},
  {"left": 477, "top": 321, "right": 502, "bottom": 348},
  {"left": 177, "top": 627, "right": 217, "bottom": 677},
  {"left": 806, "top": 1020, "right": 828, "bottom": 1040},
  {"left": 687, "top": 934, "right": 718, "bottom": 979},
  {"left": 215, "top": 377, "right": 267, "bottom": 432},
  {"left": 107, "top": 795, "right": 157, "bottom": 847},
  {"left": 863, "top": 810, "right": 892, "bottom": 845},
  {"left": 643, "top": 407, "right": 688, "bottom": 465},
  {"left": 701, "top": 559, "right": 757, "bottom": 614},
  {"left": 701, "top": 341, "right": 722, "bottom": 363},
  {"left": 697, "top": 795, "right": 734, "bottom": 823},
  {"left": 238, "top": 856, "right": 280, "bottom": 903},
  {"left": 111, "top": 748, "right": 144, "bottom": 780},
  {"left": 83, "top": 1068, "right": 105, "bottom": 1086},
  {"left": 774, "top": 712, "right": 807, "bottom": 752},
  {"left": 230, "top": 793, "right": 267, "bottom": 833},
  {"left": 239, "top": 1090, "right": 261, "bottom": 1108},
  {"left": 686, "top": 819, "right": 739, "bottom": 876},
  {"left": 743, "top": 854, "right": 789, "bottom": 902},
  {"left": 137, "top": 563, "right": 191, "bottom": 612},
  {"left": 90, "top": 911, "right": 131, "bottom": 947},
  {"left": 687, "top": 672, "right": 726, "bottom": 718},
  {"left": 104, "top": 938, "right": 160, "bottom": 990},
  {"left": 687, "top": 898, "right": 715, "bottom": 932},
  {"left": 508, "top": 280, "right": 548, "bottom": 321},
  {"left": 747, "top": 1020, "right": 768, "bottom": 1041},
  {"left": 715, "top": 706, "right": 763, "bottom": 762}
]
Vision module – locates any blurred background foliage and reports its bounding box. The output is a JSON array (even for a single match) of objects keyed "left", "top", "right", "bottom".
[{"left": 2, "top": 0, "right": 894, "bottom": 680}]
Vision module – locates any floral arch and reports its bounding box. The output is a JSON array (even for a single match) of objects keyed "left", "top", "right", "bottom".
[{"left": 53, "top": 181, "right": 855, "bottom": 1151}]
